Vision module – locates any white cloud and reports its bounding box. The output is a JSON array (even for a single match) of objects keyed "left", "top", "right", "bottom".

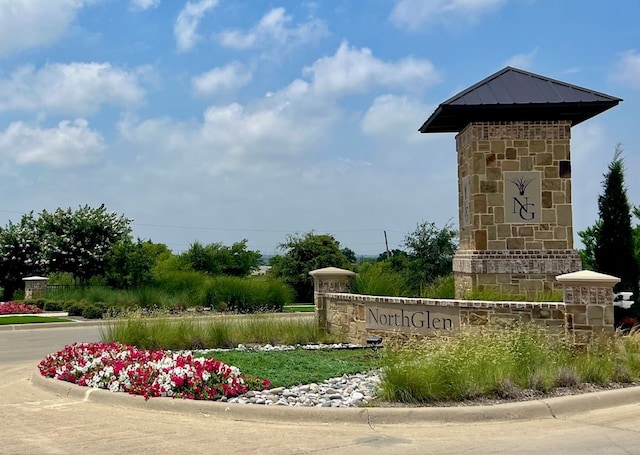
[
  {"left": 503, "top": 47, "right": 538, "bottom": 70},
  {"left": 130, "top": 0, "right": 160, "bottom": 10},
  {"left": 390, "top": 0, "right": 510, "bottom": 30},
  {"left": 301, "top": 41, "right": 440, "bottom": 96},
  {"left": 0, "top": 62, "right": 147, "bottom": 116},
  {"left": 119, "top": 41, "right": 441, "bottom": 177},
  {"left": 0, "top": 0, "right": 87, "bottom": 56},
  {"left": 0, "top": 119, "right": 104, "bottom": 169},
  {"left": 611, "top": 50, "right": 640, "bottom": 91},
  {"left": 174, "top": 0, "right": 218, "bottom": 52},
  {"left": 361, "top": 95, "right": 433, "bottom": 143},
  {"left": 218, "top": 7, "right": 328, "bottom": 50},
  {"left": 117, "top": 95, "right": 335, "bottom": 176},
  {"left": 191, "top": 62, "right": 253, "bottom": 96}
]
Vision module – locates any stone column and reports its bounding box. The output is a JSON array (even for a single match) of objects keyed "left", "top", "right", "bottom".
[
  {"left": 22, "top": 276, "right": 49, "bottom": 300},
  {"left": 309, "top": 267, "right": 356, "bottom": 331},
  {"left": 453, "top": 121, "right": 582, "bottom": 299},
  {"left": 556, "top": 270, "right": 618, "bottom": 346}
]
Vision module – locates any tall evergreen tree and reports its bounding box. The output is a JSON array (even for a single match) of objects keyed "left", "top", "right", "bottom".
[{"left": 594, "top": 145, "right": 640, "bottom": 313}]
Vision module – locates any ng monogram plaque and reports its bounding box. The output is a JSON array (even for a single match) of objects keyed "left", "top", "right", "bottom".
[{"left": 504, "top": 171, "right": 541, "bottom": 224}]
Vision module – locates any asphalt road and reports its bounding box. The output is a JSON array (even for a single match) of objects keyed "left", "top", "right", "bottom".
[
  {"left": 0, "top": 325, "right": 103, "bottom": 363},
  {"left": 3, "top": 325, "right": 640, "bottom": 454}
]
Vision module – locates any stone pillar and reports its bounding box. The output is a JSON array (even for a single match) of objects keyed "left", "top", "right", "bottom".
[
  {"left": 556, "top": 270, "right": 618, "bottom": 346},
  {"left": 309, "top": 267, "right": 356, "bottom": 331},
  {"left": 453, "top": 121, "right": 582, "bottom": 299},
  {"left": 22, "top": 276, "right": 49, "bottom": 300}
]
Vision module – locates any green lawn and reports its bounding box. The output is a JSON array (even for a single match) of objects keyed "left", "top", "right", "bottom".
[
  {"left": 282, "top": 305, "right": 315, "bottom": 313},
  {"left": 203, "top": 348, "right": 381, "bottom": 388},
  {"left": 0, "top": 315, "right": 72, "bottom": 325}
]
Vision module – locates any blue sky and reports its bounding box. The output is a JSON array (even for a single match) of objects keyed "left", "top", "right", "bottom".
[{"left": 0, "top": 0, "right": 639, "bottom": 256}]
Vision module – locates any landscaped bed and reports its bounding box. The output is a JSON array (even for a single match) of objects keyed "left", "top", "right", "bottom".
[
  {"left": 39, "top": 342, "right": 270, "bottom": 400},
  {"left": 37, "top": 316, "right": 640, "bottom": 406}
]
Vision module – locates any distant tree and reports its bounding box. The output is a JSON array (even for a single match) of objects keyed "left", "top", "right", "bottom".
[
  {"left": 341, "top": 247, "right": 357, "bottom": 264},
  {"left": 104, "top": 239, "right": 169, "bottom": 289},
  {"left": 376, "top": 249, "right": 409, "bottom": 274},
  {"left": 577, "top": 220, "right": 602, "bottom": 271},
  {"left": 270, "top": 232, "right": 350, "bottom": 302},
  {"left": 593, "top": 146, "right": 639, "bottom": 314},
  {"left": 402, "top": 221, "right": 458, "bottom": 295},
  {"left": 376, "top": 249, "right": 407, "bottom": 262},
  {"left": 180, "top": 240, "right": 261, "bottom": 277}
]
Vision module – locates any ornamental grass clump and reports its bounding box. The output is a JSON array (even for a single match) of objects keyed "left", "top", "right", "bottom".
[
  {"left": 379, "top": 325, "right": 640, "bottom": 404},
  {"left": 0, "top": 301, "right": 44, "bottom": 315},
  {"left": 378, "top": 325, "right": 554, "bottom": 403},
  {"left": 38, "top": 342, "right": 270, "bottom": 400},
  {"left": 101, "top": 312, "right": 344, "bottom": 350}
]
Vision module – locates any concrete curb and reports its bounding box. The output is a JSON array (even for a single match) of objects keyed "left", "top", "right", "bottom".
[{"left": 31, "top": 370, "right": 640, "bottom": 424}]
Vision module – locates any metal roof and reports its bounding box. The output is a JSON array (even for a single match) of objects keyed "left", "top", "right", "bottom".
[{"left": 419, "top": 67, "right": 622, "bottom": 133}]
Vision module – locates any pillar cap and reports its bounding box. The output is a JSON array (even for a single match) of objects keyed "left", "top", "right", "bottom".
[
  {"left": 556, "top": 270, "right": 620, "bottom": 287},
  {"left": 309, "top": 267, "right": 356, "bottom": 278}
]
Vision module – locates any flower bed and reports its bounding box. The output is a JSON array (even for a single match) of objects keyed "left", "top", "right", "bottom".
[
  {"left": 38, "top": 342, "right": 270, "bottom": 400},
  {"left": 0, "top": 301, "right": 43, "bottom": 315}
]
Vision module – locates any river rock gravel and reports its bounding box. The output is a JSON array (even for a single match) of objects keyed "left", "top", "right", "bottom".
[{"left": 198, "top": 343, "right": 382, "bottom": 407}]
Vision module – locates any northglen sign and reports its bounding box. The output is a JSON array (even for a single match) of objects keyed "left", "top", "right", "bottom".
[{"left": 366, "top": 303, "right": 459, "bottom": 334}]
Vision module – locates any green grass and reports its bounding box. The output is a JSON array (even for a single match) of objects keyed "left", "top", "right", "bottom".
[
  {"left": 101, "top": 313, "right": 343, "bottom": 350},
  {"left": 283, "top": 305, "right": 315, "bottom": 312},
  {"left": 0, "top": 316, "right": 72, "bottom": 324},
  {"left": 351, "top": 262, "right": 406, "bottom": 297},
  {"left": 378, "top": 324, "right": 640, "bottom": 404},
  {"left": 204, "top": 348, "right": 381, "bottom": 388}
]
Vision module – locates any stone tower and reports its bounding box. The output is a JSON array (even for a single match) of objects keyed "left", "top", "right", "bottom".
[{"left": 419, "top": 67, "right": 621, "bottom": 299}]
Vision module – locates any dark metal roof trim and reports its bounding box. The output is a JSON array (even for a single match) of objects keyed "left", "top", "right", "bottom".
[{"left": 419, "top": 67, "right": 622, "bottom": 133}]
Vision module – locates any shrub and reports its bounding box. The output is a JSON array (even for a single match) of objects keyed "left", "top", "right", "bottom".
[
  {"left": 66, "top": 302, "right": 86, "bottom": 317},
  {"left": 43, "top": 301, "right": 65, "bottom": 311},
  {"left": 82, "top": 304, "right": 104, "bottom": 319},
  {"left": 203, "top": 276, "right": 293, "bottom": 312}
]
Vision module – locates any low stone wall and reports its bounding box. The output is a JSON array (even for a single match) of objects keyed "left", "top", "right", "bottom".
[
  {"left": 320, "top": 293, "right": 566, "bottom": 343},
  {"left": 310, "top": 268, "right": 618, "bottom": 348}
]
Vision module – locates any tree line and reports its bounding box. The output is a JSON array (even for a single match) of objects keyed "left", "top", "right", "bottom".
[{"left": 1, "top": 145, "right": 637, "bottom": 312}]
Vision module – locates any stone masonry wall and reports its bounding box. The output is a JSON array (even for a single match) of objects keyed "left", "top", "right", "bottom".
[
  {"left": 456, "top": 120, "right": 573, "bottom": 250},
  {"left": 453, "top": 120, "right": 581, "bottom": 298},
  {"left": 323, "top": 292, "right": 567, "bottom": 345}
]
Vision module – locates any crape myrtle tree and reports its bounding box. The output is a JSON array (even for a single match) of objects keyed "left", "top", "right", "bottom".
[
  {"left": 37, "top": 205, "right": 132, "bottom": 283},
  {"left": 0, "top": 213, "right": 45, "bottom": 299},
  {"left": 0, "top": 205, "right": 132, "bottom": 298},
  {"left": 270, "top": 232, "right": 351, "bottom": 303},
  {"left": 590, "top": 146, "right": 640, "bottom": 317}
]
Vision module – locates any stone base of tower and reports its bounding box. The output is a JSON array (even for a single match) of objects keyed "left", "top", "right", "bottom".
[{"left": 453, "top": 249, "right": 582, "bottom": 299}]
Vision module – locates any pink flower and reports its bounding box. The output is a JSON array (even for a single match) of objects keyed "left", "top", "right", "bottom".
[
  {"left": 0, "top": 301, "right": 43, "bottom": 315},
  {"left": 38, "top": 342, "right": 269, "bottom": 401}
]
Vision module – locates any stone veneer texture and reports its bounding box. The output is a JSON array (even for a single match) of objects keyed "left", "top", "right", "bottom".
[
  {"left": 453, "top": 121, "right": 581, "bottom": 298},
  {"left": 456, "top": 121, "right": 573, "bottom": 251}
]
